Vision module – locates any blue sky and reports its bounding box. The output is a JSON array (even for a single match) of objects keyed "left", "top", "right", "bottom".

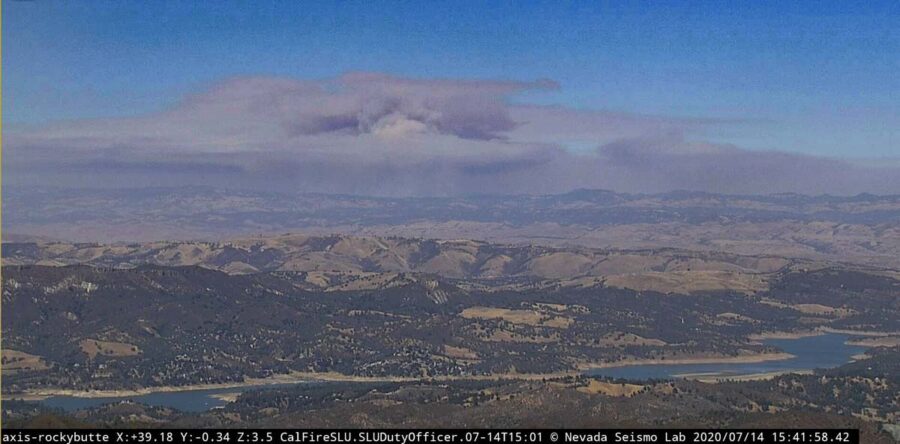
[{"left": 4, "top": 1, "right": 898, "bottom": 162}]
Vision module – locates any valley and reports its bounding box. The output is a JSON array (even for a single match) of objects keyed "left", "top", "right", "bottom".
[{"left": 3, "top": 236, "right": 897, "bottom": 401}]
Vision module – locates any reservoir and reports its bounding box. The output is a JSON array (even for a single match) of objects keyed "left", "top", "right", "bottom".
[
  {"left": 34, "top": 333, "right": 862, "bottom": 412},
  {"left": 585, "top": 333, "right": 864, "bottom": 381}
]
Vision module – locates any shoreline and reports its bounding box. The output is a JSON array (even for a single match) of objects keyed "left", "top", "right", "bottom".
[
  {"left": 747, "top": 328, "right": 899, "bottom": 341},
  {"left": 12, "top": 329, "right": 893, "bottom": 402},
  {"left": 4, "top": 378, "right": 314, "bottom": 401},
  {"left": 678, "top": 369, "right": 814, "bottom": 383},
  {"left": 578, "top": 352, "right": 795, "bottom": 370},
  {"left": 820, "top": 327, "right": 900, "bottom": 337},
  {"left": 747, "top": 330, "right": 823, "bottom": 340},
  {"left": 5, "top": 370, "right": 578, "bottom": 401},
  {"left": 5, "top": 352, "right": 799, "bottom": 401}
]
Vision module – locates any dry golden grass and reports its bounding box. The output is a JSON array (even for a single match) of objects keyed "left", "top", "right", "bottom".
[
  {"left": 532, "top": 302, "right": 590, "bottom": 315},
  {"left": 442, "top": 345, "right": 479, "bottom": 360},
  {"left": 325, "top": 272, "right": 407, "bottom": 291},
  {"left": 303, "top": 271, "right": 332, "bottom": 287},
  {"left": 419, "top": 250, "right": 477, "bottom": 278},
  {"left": 791, "top": 303, "right": 855, "bottom": 317},
  {"left": 577, "top": 379, "right": 644, "bottom": 397},
  {"left": 603, "top": 270, "right": 768, "bottom": 295},
  {"left": 533, "top": 303, "right": 568, "bottom": 311},
  {"left": 847, "top": 336, "right": 900, "bottom": 347},
  {"left": 483, "top": 329, "right": 559, "bottom": 343},
  {"left": 220, "top": 261, "right": 259, "bottom": 274},
  {"left": 346, "top": 309, "right": 411, "bottom": 319},
  {"left": 79, "top": 339, "right": 141, "bottom": 359},
  {"left": 478, "top": 254, "right": 513, "bottom": 277},
  {"left": 684, "top": 370, "right": 814, "bottom": 383},
  {"left": 589, "top": 254, "right": 668, "bottom": 275},
  {"left": 329, "top": 237, "right": 389, "bottom": 257},
  {"left": 460, "top": 306, "right": 573, "bottom": 328},
  {"left": 598, "top": 332, "right": 667, "bottom": 346},
  {"left": 2, "top": 349, "right": 49, "bottom": 372},
  {"left": 208, "top": 392, "right": 241, "bottom": 403},
  {"left": 526, "top": 252, "right": 595, "bottom": 279},
  {"left": 759, "top": 301, "right": 856, "bottom": 317},
  {"left": 716, "top": 312, "right": 758, "bottom": 323}
]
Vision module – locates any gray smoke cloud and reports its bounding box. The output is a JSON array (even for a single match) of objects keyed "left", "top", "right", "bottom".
[{"left": 6, "top": 72, "right": 899, "bottom": 196}]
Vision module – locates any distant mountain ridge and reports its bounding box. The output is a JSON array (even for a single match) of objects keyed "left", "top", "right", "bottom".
[
  {"left": 4, "top": 186, "right": 900, "bottom": 268},
  {"left": 2, "top": 234, "right": 798, "bottom": 295}
]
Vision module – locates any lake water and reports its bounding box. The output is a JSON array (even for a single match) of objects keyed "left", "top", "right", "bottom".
[
  {"left": 34, "top": 333, "right": 863, "bottom": 412},
  {"left": 585, "top": 333, "right": 864, "bottom": 381}
]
